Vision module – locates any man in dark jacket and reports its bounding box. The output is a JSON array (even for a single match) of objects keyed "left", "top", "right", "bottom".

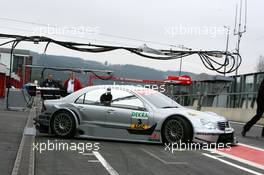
[
  {"left": 40, "top": 74, "right": 60, "bottom": 100},
  {"left": 242, "top": 79, "right": 264, "bottom": 137},
  {"left": 41, "top": 74, "right": 58, "bottom": 88}
]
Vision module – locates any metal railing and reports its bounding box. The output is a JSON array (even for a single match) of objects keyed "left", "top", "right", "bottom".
[{"left": 172, "top": 92, "right": 258, "bottom": 110}]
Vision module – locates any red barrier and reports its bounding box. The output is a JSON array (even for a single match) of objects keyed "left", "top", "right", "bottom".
[
  {"left": 0, "top": 73, "right": 6, "bottom": 98},
  {"left": 5, "top": 75, "right": 21, "bottom": 89},
  {"left": 6, "top": 76, "right": 10, "bottom": 88},
  {"left": 17, "top": 67, "right": 31, "bottom": 88},
  {"left": 166, "top": 75, "right": 192, "bottom": 85}
]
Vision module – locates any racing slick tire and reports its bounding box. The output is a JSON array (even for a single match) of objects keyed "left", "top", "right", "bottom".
[
  {"left": 161, "top": 116, "right": 193, "bottom": 144},
  {"left": 50, "top": 110, "right": 76, "bottom": 138}
]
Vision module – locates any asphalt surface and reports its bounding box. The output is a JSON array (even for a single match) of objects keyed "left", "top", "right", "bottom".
[
  {"left": 1, "top": 109, "right": 264, "bottom": 175},
  {"left": 34, "top": 122, "right": 264, "bottom": 175},
  {"left": 0, "top": 110, "right": 28, "bottom": 175},
  {"left": 231, "top": 122, "right": 264, "bottom": 149}
]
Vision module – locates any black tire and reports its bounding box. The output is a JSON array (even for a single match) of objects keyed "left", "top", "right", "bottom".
[
  {"left": 50, "top": 110, "right": 76, "bottom": 138},
  {"left": 161, "top": 116, "right": 193, "bottom": 144}
]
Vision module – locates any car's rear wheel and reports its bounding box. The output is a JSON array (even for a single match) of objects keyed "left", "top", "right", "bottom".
[
  {"left": 162, "top": 116, "right": 193, "bottom": 144},
  {"left": 51, "top": 111, "right": 76, "bottom": 138}
]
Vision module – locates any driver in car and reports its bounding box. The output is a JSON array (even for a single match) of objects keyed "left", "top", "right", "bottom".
[{"left": 100, "top": 88, "right": 113, "bottom": 105}]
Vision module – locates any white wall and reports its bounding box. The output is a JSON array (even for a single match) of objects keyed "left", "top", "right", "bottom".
[{"left": 0, "top": 53, "right": 12, "bottom": 69}]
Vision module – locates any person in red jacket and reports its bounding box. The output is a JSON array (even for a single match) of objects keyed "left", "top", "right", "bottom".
[{"left": 64, "top": 72, "right": 83, "bottom": 95}]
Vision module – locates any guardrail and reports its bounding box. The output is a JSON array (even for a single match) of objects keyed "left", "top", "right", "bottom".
[{"left": 172, "top": 92, "right": 258, "bottom": 110}]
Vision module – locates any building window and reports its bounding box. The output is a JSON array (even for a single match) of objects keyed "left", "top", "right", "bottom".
[{"left": 13, "top": 55, "right": 24, "bottom": 73}]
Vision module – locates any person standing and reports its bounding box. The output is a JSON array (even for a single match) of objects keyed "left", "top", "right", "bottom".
[
  {"left": 41, "top": 74, "right": 58, "bottom": 88},
  {"left": 242, "top": 79, "right": 264, "bottom": 137},
  {"left": 40, "top": 74, "right": 59, "bottom": 99},
  {"left": 64, "top": 72, "right": 83, "bottom": 95}
]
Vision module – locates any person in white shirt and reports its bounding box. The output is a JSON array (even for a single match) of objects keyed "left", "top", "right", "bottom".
[{"left": 64, "top": 72, "right": 83, "bottom": 95}]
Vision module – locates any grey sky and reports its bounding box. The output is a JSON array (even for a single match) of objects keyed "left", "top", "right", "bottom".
[{"left": 0, "top": 0, "right": 263, "bottom": 75}]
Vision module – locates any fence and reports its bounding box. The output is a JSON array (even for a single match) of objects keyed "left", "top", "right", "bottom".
[{"left": 173, "top": 92, "right": 258, "bottom": 110}]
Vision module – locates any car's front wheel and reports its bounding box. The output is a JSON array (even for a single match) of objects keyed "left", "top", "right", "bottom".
[
  {"left": 162, "top": 116, "right": 193, "bottom": 144},
  {"left": 51, "top": 111, "right": 76, "bottom": 138}
]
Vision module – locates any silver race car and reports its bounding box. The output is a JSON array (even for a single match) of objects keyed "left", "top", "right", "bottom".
[{"left": 35, "top": 85, "right": 235, "bottom": 144}]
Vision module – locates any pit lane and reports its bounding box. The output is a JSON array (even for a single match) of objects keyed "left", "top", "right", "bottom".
[{"left": 1, "top": 108, "right": 264, "bottom": 175}]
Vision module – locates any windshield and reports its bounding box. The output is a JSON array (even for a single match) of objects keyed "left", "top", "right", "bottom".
[{"left": 138, "top": 91, "right": 181, "bottom": 108}]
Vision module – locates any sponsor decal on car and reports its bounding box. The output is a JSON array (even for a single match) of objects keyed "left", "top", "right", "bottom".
[
  {"left": 131, "top": 111, "right": 149, "bottom": 119},
  {"left": 130, "top": 123, "right": 150, "bottom": 130}
]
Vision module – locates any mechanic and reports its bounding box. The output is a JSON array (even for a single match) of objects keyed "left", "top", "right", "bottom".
[
  {"left": 41, "top": 73, "right": 58, "bottom": 88},
  {"left": 242, "top": 78, "right": 264, "bottom": 137},
  {"left": 100, "top": 88, "right": 112, "bottom": 105},
  {"left": 64, "top": 72, "right": 83, "bottom": 95}
]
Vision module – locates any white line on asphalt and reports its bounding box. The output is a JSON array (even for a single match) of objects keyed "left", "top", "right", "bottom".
[
  {"left": 203, "top": 153, "right": 263, "bottom": 175},
  {"left": 238, "top": 143, "right": 264, "bottom": 152},
  {"left": 88, "top": 160, "right": 100, "bottom": 163},
  {"left": 11, "top": 134, "right": 25, "bottom": 175},
  {"left": 28, "top": 136, "right": 35, "bottom": 175},
  {"left": 93, "top": 151, "right": 119, "bottom": 175},
  {"left": 140, "top": 148, "right": 188, "bottom": 165},
  {"left": 82, "top": 153, "right": 94, "bottom": 156},
  {"left": 11, "top": 107, "right": 36, "bottom": 175},
  {"left": 209, "top": 149, "right": 264, "bottom": 171},
  {"left": 213, "top": 155, "right": 225, "bottom": 158}
]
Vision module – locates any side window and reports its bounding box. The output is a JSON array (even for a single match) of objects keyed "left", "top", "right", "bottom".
[
  {"left": 84, "top": 89, "right": 106, "bottom": 104},
  {"left": 111, "top": 89, "right": 145, "bottom": 110},
  {"left": 75, "top": 94, "right": 85, "bottom": 103},
  {"left": 75, "top": 89, "right": 106, "bottom": 104}
]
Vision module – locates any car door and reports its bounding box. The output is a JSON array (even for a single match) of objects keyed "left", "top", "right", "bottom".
[
  {"left": 74, "top": 88, "right": 107, "bottom": 126},
  {"left": 105, "top": 89, "right": 152, "bottom": 130}
]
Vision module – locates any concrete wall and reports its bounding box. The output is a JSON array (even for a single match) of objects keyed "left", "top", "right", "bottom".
[{"left": 199, "top": 107, "right": 264, "bottom": 125}]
